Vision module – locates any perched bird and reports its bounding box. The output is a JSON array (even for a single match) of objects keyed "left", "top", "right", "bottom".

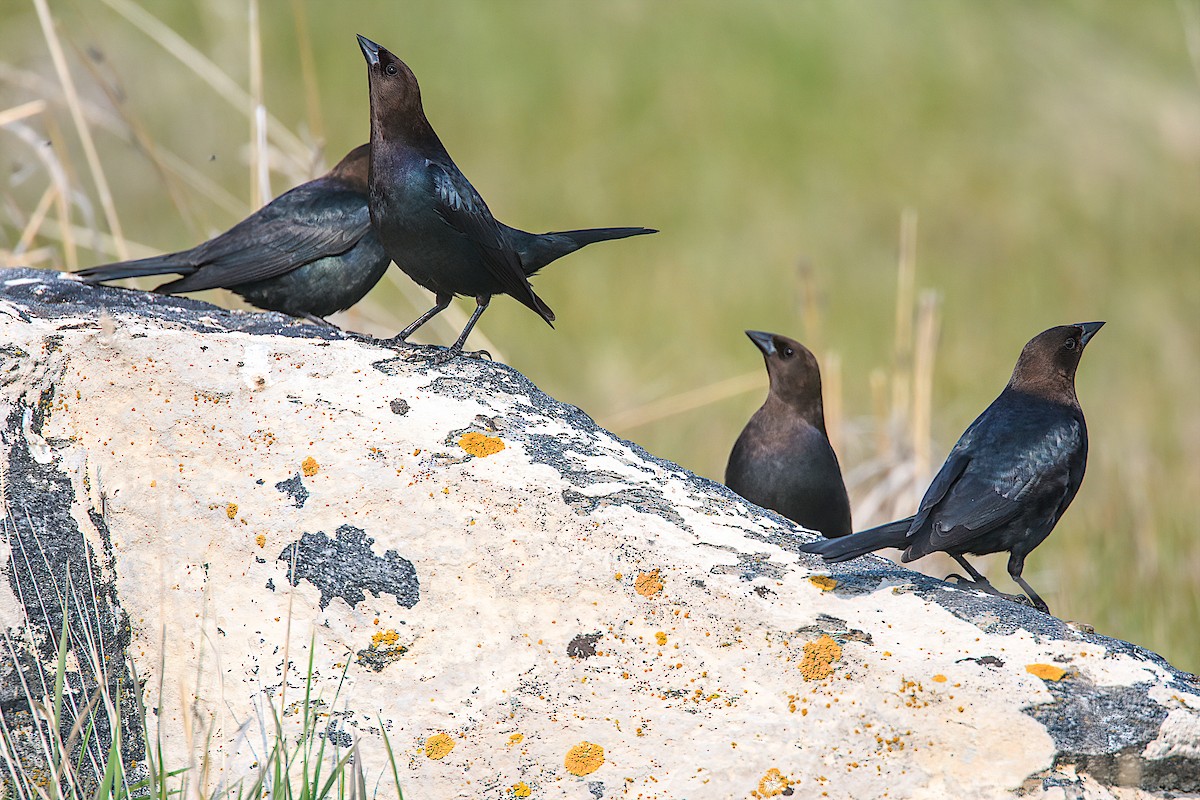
[
  {"left": 76, "top": 144, "right": 389, "bottom": 326},
  {"left": 725, "top": 330, "right": 851, "bottom": 537},
  {"left": 800, "top": 322, "right": 1104, "bottom": 613},
  {"left": 357, "top": 34, "right": 655, "bottom": 353}
]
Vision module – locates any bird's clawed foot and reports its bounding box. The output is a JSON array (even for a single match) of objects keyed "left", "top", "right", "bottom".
[{"left": 944, "top": 574, "right": 1047, "bottom": 612}]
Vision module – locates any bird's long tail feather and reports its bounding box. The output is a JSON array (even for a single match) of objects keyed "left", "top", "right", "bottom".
[
  {"left": 75, "top": 255, "right": 197, "bottom": 284},
  {"left": 519, "top": 226, "right": 656, "bottom": 277},
  {"left": 546, "top": 226, "right": 656, "bottom": 248},
  {"left": 799, "top": 516, "right": 914, "bottom": 563}
]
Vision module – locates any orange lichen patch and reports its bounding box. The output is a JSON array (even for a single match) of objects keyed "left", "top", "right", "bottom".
[
  {"left": 564, "top": 741, "right": 604, "bottom": 776},
  {"left": 372, "top": 629, "right": 401, "bottom": 648},
  {"left": 225, "top": 503, "right": 238, "bottom": 519},
  {"left": 753, "top": 768, "right": 792, "bottom": 798},
  {"left": 1026, "top": 663, "right": 1067, "bottom": 681},
  {"left": 635, "top": 570, "right": 664, "bottom": 597},
  {"left": 614, "top": 572, "right": 623, "bottom": 581},
  {"left": 931, "top": 674, "right": 947, "bottom": 683},
  {"left": 799, "top": 635, "right": 842, "bottom": 681},
  {"left": 655, "top": 632, "right": 668, "bottom": 646},
  {"left": 301, "top": 456, "right": 319, "bottom": 477},
  {"left": 512, "top": 782, "right": 531, "bottom": 798},
  {"left": 424, "top": 733, "right": 455, "bottom": 760},
  {"left": 357, "top": 629, "right": 409, "bottom": 672},
  {"left": 508, "top": 733, "right": 524, "bottom": 746},
  {"left": 255, "top": 534, "right": 266, "bottom": 548},
  {"left": 809, "top": 575, "right": 838, "bottom": 591},
  {"left": 459, "top": 432, "right": 506, "bottom": 457}
]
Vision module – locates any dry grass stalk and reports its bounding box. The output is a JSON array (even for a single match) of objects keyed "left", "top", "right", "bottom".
[
  {"left": 96, "top": 0, "right": 310, "bottom": 168},
  {"left": 33, "top": 0, "right": 129, "bottom": 261},
  {"left": 600, "top": 371, "right": 765, "bottom": 433},
  {"left": 290, "top": 0, "right": 325, "bottom": 148},
  {"left": 249, "top": 0, "right": 271, "bottom": 210},
  {"left": 0, "top": 99, "right": 47, "bottom": 128}
]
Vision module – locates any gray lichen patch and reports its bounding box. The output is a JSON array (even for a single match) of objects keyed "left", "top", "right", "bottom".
[
  {"left": 274, "top": 473, "right": 309, "bottom": 508},
  {"left": 278, "top": 524, "right": 419, "bottom": 610}
]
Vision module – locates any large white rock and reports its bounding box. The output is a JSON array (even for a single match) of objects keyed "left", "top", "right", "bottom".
[{"left": 1, "top": 267, "right": 1198, "bottom": 799}]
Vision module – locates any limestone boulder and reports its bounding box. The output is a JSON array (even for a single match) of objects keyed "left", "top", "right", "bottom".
[{"left": 0, "top": 267, "right": 1198, "bottom": 799}]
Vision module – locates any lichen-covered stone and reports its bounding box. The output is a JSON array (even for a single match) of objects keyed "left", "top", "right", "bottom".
[{"left": 1, "top": 268, "right": 1198, "bottom": 798}]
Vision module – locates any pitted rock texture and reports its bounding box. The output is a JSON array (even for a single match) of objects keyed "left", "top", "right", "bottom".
[{"left": 1, "top": 268, "right": 1198, "bottom": 799}]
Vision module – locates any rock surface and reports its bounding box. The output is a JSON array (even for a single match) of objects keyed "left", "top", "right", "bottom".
[{"left": 0, "top": 267, "right": 1198, "bottom": 799}]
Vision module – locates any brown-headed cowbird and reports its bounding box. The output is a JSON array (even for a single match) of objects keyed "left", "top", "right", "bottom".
[
  {"left": 800, "top": 322, "right": 1104, "bottom": 613},
  {"left": 357, "top": 34, "right": 655, "bottom": 353},
  {"left": 76, "top": 144, "right": 388, "bottom": 326},
  {"left": 725, "top": 330, "right": 851, "bottom": 537}
]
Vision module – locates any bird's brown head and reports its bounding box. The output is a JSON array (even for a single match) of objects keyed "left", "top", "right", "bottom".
[
  {"left": 326, "top": 143, "right": 371, "bottom": 189},
  {"left": 1008, "top": 321, "right": 1104, "bottom": 402},
  {"left": 357, "top": 34, "right": 429, "bottom": 142},
  {"left": 746, "top": 330, "right": 827, "bottom": 427}
]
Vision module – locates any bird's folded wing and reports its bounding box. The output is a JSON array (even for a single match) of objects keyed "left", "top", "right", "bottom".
[
  {"left": 922, "top": 473, "right": 1026, "bottom": 551},
  {"left": 426, "top": 159, "right": 551, "bottom": 318},
  {"left": 162, "top": 187, "right": 370, "bottom": 292}
]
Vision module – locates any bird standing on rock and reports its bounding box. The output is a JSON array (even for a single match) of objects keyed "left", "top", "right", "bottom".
[
  {"left": 76, "top": 145, "right": 389, "bottom": 326},
  {"left": 800, "top": 322, "right": 1104, "bottom": 614},
  {"left": 357, "top": 34, "right": 655, "bottom": 354},
  {"left": 725, "top": 330, "right": 851, "bottom": 538}
]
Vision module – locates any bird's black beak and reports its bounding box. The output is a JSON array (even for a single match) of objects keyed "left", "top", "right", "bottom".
[
  {"left": 745, "top": 330, "right": 777, "bottom": 357},
  {"left": 357, "top": 34, "right": 381, "bottom": 67},
  {"left": 1076, "top": 321, "right": 1105, "bottom": 346}
]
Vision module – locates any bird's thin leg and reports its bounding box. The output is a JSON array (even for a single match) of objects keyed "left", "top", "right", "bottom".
[
  {"left": 946, "top": 555, "right": 1042, "bottom": 611},
  {"left": 299, "top": 313, "right": 339, "bottom": 329},
  {"left": 384, "top": 293, "right": 453, "bottom": 345},
  {"left": 1008, "top": 554, "right": 1050, "bottom": 614},
  {"left": 447, "top": 295, "right": 491, "bottom": 357},
  {"left": 949, "top": 555, "right": 992, "bottom": 585},
  {"left": 394, "top": 293, "right": 453, "bottom": 342}
]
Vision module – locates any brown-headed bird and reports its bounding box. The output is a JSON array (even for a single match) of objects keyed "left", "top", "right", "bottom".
[
  {"left": 725, "top": 330, "right": 852, "bottom": 537},
  {"left": 357, "top": 34, "right": 655, "bottom": 353},
  {"left": 800, "top": 322, "right": 1104, "bottom": 613},
  {"left": 76, "top": 145, "right": 388, "bottom": 326}
]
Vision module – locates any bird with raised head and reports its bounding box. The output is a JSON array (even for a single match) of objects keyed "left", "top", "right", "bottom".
[
  {"left": 800, "top": 322, "right": 1104, "bottom": 614},
  {"left": 76, "top": 144, "right": 388, "bottom": 326},
  {"left": 356, "top": 33, "right": 655, "bottom": 354},
  {"left": 725, "top": 330, "right": 851, "bottom": 538}
]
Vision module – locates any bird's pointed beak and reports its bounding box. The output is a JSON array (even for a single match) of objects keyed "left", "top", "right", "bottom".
[
  {"left": 1077, "top": 321, "right": 1105, "bottom": 346},
  {"left": 745, "top": 330, "right": 777, "bottom": 357},
  {"left": 357, "top": 34, "right": 381, "bottom": 67}
]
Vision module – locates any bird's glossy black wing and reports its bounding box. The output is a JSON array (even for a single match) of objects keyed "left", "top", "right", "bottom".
[
  {"left": 908, "top": 434, "right": 973, "bottom": 534},
  {"left": 425, "top": 159, "right": 553, "bottom": 321},
  {"left": 161, "top": 183, "right": 371, "bottom": 292},
  {"left": 921, "top": 418, "right": 1084, "bottom": 553}
]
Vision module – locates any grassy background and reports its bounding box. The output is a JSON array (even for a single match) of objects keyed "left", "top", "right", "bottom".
[{"left": 2, "top": 1, "right": 1198, "bottom": 670}]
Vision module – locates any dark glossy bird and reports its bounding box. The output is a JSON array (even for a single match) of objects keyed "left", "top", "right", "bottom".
[
  {"left": 76, "top": 144, "right": 389, "bottom": 325},
  {"left": 725, "top": 330, "right": 851, "bottom": 537},
  {"left": 800, "top": 322, "right": 1104, "bottom": 613},
  {"left": 357, "top": 34, "right": 655, "bottom": 353}
]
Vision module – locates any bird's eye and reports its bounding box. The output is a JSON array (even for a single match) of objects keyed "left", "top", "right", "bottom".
[
  {"left": 1064, "top": 338, "right": 1077, "bottom": 350},
  {"left": 782, "top": 347, "right": 795, "bottom": 358},
  {"left": 385, "top": 63, "right": 398, "bottom": 76}
]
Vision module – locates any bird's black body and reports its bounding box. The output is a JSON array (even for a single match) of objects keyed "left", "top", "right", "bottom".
[
  {"left": 725, "top": 331, "right": 851, "bottom": 537},
  {"left": 76, "top": 145, "right": 389, "bottom": 324},
  {"left": 801, "top": 322, "right": 1104, "bottom": 613},
  {"left": 357, "top": 34, "right": 655, "bottom": 351}
]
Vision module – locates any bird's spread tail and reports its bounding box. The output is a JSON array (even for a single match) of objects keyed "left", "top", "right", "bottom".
[
  {"left": 798, "top": 516, "right": 914, "bottom": 563},
  {"left": 75, "top": 255, "right": 197, "bottom": 284}
]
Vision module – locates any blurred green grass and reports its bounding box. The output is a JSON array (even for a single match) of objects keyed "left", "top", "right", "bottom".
[{"left": 2, "top": 1, "right": 1198, "bottom": 670}]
